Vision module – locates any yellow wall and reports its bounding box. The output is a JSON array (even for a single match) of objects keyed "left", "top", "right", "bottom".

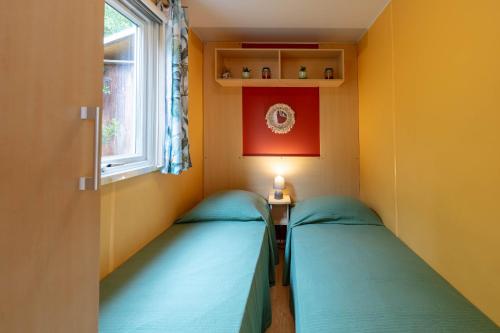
[
  {"left": 358, "top": 1, "right": 500, "bottom": 324},
  {"left": 358, "top": 6, "right": 397, "bottom": 233},
  {"left": 100, "top": 30, "right": 204, "bottom": 278}
]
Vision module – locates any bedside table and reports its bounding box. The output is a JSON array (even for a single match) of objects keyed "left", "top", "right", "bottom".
[
  {"left": 267, "top": 193, "right": 291, "bottom": 225},
  {"left": 268, "top": 192, "right": 292, "bottom": 247}
]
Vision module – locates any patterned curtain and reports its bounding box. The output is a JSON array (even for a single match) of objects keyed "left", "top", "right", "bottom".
[{"left": 159, "top": 0, "right": 191, "bottom": 174}]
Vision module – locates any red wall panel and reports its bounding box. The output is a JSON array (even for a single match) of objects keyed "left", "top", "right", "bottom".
[{"left": 242, "top": 87, "right": 320, "bottom": 156}]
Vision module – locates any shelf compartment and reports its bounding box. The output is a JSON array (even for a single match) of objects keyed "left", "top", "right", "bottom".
[
  {"left": 216, "top": 78, "right": 344, "bottom": 88},
  {"left": 280, "top": 49, "right": 344, "bottom": 80},
  {"left": 215, "top": 48, "right": 280, "bottom": 81},
  {"left": 276, "top": 79, "right": 344, "bottom": 87},
  {"left": 214, "top": 47, "right": 344, "bottom": 87}
]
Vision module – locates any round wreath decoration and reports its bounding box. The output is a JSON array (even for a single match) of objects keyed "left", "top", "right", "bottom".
[{"left": 265, "top": 103, "right": 295, "bottom": 134}]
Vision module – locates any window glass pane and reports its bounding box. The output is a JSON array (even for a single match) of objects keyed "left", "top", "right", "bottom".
[{"left": 103, "top": 3, "right": 138, "bottom": 158}]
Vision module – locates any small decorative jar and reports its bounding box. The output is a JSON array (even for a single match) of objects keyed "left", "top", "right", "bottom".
[
  {"left": 242, "top": 67, "right": 251, "bottom": 79},
  {"left": 262, "top": 67, "right": 271, "bottom": 79},
  {"left": 324, "top": 67, "right": 334, "bottom": 80},
  {"left": 298, "top": 66, "right": 307, "bottom": 79}
]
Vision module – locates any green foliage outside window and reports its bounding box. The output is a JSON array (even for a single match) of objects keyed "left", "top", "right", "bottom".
[
  {"left": 104, "top": 4, "right": 134, "bottom": 37},
  {"left": 102, "top": 118, "right": 120, "bottom": 144},
  {"left": 103, "top": 77, "right": 112, "bottom": 95}
]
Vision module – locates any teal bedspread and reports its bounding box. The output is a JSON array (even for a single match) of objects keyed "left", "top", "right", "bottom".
[
  {"left": 100, "top": 222, "right": 272, "bottom": 333},
  {"left": 285, "top": 196, "right": 498, "bottom": 332},
  {"left": 288, "top": 218, "right": 499, "bottom": 331},
  {"left": 177, "top": 190, "right": 278, "bottom": 270},
  {"left": 100, "top": 190, "right": 277, "bottom": 332}
]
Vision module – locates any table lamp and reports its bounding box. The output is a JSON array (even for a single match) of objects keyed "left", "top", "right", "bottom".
[{"left": 273, "top": 175, "right": 285, "bottom": 200}]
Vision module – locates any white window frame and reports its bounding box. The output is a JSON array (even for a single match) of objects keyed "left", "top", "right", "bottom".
[{"left": 101, "top": 0, "right": 166, "bottom": 185}]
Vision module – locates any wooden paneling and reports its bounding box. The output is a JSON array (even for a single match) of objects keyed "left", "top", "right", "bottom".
[
  {"left": 0, "top": 0, "right": 103, "bottom": 332},
  {"left": 203, "top": 42, "right": 359, "bottom": 201}
]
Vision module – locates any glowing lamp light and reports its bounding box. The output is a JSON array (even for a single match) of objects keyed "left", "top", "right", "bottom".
[{"left": 273, "top": 175, "right": 285, "bottom": 200}]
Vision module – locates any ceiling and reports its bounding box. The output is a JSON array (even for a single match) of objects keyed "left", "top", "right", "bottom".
[{"left": 184, "top": 0, "right": 390, "bottom": 43}]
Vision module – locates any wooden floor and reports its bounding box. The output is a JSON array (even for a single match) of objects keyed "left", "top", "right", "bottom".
[{"left": 267, "top": 249, "right": 295, "bottom": 333}]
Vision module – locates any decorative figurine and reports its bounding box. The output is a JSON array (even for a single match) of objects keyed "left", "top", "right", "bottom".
[
  {"left": 298, "top": 66, "right": 307, "bottom": 79},
  {"left": 262, "top": 67, "right": 271, "bottom": 79},
  {"left": 221, "top": 68, "right": 232, "bottom": 79},
  {"left": 242, "top": 67, "right": 251, "bottom": 79},
  {"left": 324, "top": 67, "right": 334, "bottom": 79}
]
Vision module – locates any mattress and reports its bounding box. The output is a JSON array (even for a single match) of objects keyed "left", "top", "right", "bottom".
[
  {"left": 290, "top": 223, "right": 499, "bottom": 332},
  {"left": 100, "top": 222, "right": 272, "bottom": 333}
]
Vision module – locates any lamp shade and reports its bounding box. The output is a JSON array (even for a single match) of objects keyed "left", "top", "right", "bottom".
[{"left": 274, "top": 175, "right": 285, "bottom": 190}]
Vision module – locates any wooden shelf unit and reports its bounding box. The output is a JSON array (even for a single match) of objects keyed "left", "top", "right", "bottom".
[{"left": 215, "top": 48, "right": 344, "bottom": 88}]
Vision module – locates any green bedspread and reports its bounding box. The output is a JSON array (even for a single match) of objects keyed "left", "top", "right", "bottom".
[
  {"left": 289, "top": 223, "right": 499, "bottom": 332},
  {"left": 100, "top": 222, "right": 272, "bottom": 333},
  {"left": 177, "top": 190, "right": 278, "bottom": 270}
]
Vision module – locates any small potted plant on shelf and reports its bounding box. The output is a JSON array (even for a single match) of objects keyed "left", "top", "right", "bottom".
[
  {"left": 324, "top": 67, "right": 334, "bottom": 79},
  {"left": 242, "top": 67, "right": 251, "bottom": 79},
  {"left": 298, "top": 66, "right": 307, "bottom": 79}
]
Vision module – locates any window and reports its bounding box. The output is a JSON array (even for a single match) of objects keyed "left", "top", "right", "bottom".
[{"left": 102, "top": 0, "right": 165, "bottom": 184}]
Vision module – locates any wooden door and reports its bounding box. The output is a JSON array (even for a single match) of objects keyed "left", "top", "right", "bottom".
[{"left": 0, "top": 1, "right": 103, "bottom": 332}]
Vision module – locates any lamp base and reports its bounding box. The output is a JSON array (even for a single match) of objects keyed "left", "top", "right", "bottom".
[{"left": 274, "top": 190, "right": 283, "bottom": 200}]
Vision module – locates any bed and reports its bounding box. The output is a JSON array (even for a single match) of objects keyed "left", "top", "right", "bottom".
[
  {"left": 99, "top": 190, "right": 278, "bottom": 333},
  {"left": 283, "top": 196, "right": 498, "bottom": 332}
]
